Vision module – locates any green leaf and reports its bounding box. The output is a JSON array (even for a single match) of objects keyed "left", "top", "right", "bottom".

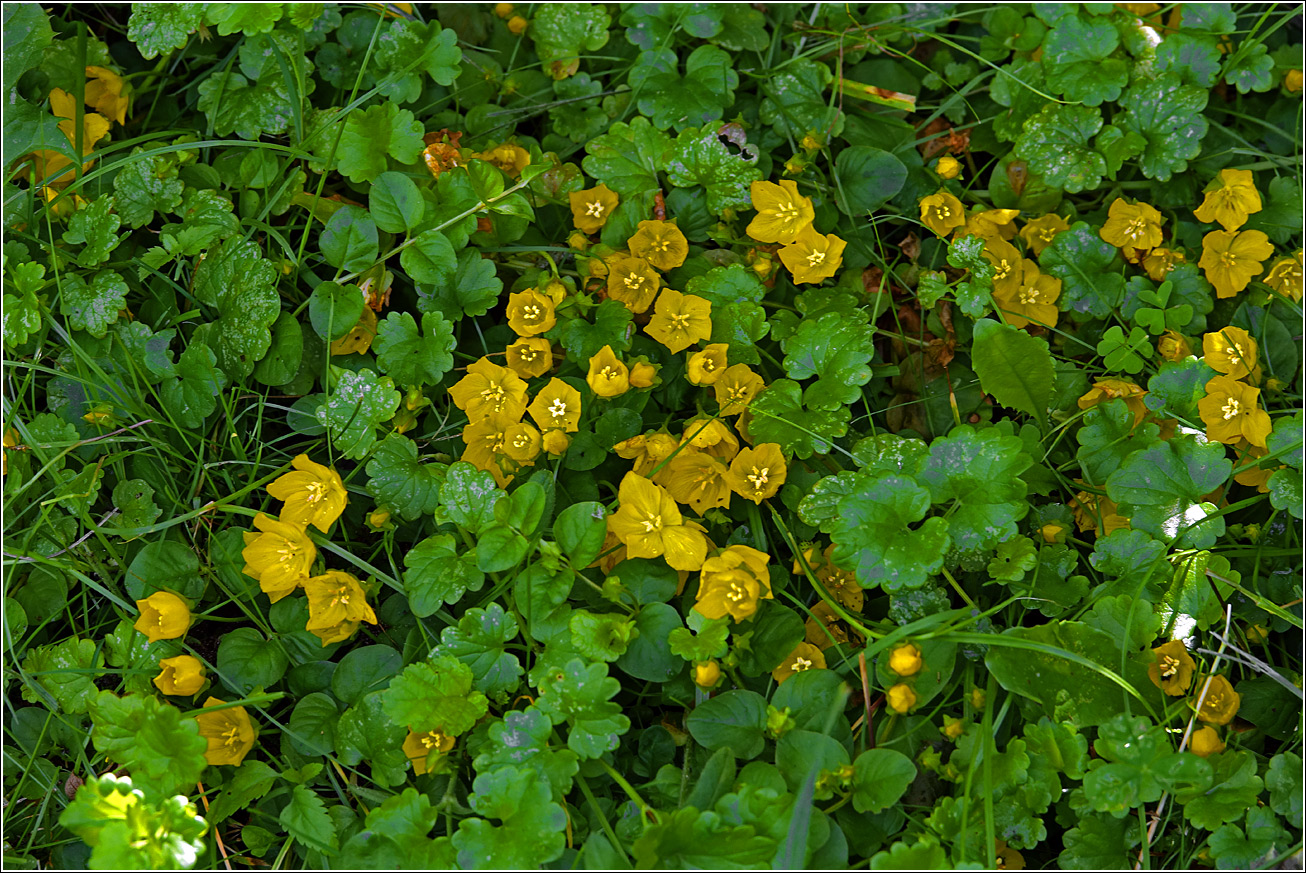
[
  {"left": 196, "top": 69, "right": 297, "bottom": 140},
  {"left": 870, "top": 838, "right": 949, "bottom": 870},
  {"left": 4, "top": 4, "right": 54, "bottom": 90},
  {"left": 1223, "top": 42, "right": 1275, "bottom": 94},
  {"left": 158, "top": 189, "right": 240, "bottom": 257},
  {"left": 534, "top": 658, "right": 631, "bottom": 760},
  {"left": 1077, "top": 399, "right": 1161, "bottom": 485},
  {"left": 112, "top": 478, "right": 162, "bottom": 530},
  {"left": 1117, "top": 73, "right": 1208, "bottom": 181},
  {"left": 988, "top": 537, "right": 1038, "bottom": 582},
  {"left": 748, "top": 379, "right": 850, "bottom": 459},
  {"left": 125, "top": 540, "right": 203, "bottom": 601},
  {"left": 1042, "top": 12, "right": 1128, "bottom": 105},
  {"left": 113, "top": 150, "right": 184, "bottom": 229},
  {"left": 1208, "top": 807, "right": 1291, "bottom": 870},
  {"left": 1084, "top": 715, "right": 1211, "bottom": 818},
  {"left": 1082, "top": 595, "right": 1161, "bottom": 652},
  {"left": 127, "top": 3, "right": 203, "bottom": 59},
  {"left": 20, "top": 637, "right": 102, "bottom": 714},
  {"left": 684, "top": 263, "right": 770, "bottom": 365},
  {"left": 382, "top": 655, "right": 489, "bottom": 735},
  {"left": 160, "top": 341, "right": 226, "bottom": 429},
  {"left": 252, "top": 312, "right": 303, "bottom": 387},
  {"left": 669, "top": 617, "right": 730, "bottom": 661},
  {"left": 89, "top": 691, "right": 207, "bottom": 798},
  {"left": 217, "top": 627, "right": 288, "bottom": 695},
  {"left": 191, "top": 236, "right": 280, "bottom": 379},
  {"left": 616, "top": 602, "right": 684, "bottom": 682},
  {"left": 548, "top": 73, "right": 609, "bottom": 144},
  {"left": 830, "top": 472, "right": 950, "bottom": 590},
  {"left": 4, "top": 263, "right": 44, "bottom": 348},
  {"left": 440, "top": 462, "right": 503, "bottom": 533},
  {"left": 971, "top": 318, "right": 1055, "bottom": 421},
  {"left": 834, "top": 145, "right": 907, "bottom": 215},
  {"left": 1023, "top": 717, "right": 1089, "bottom": 780},
  {"left": 851, "top": 749, "right": 916, "bottom": 814},
  {"left": 335, "top": 691, "right": 408, "bottom": 788},
  {"left": 453, "top": 766, "right": 568, "bottom": 868},
  {"left": 401, "top": 229, "right": 458, "bottom": 287},
  {"left": 473, "top": 707, "right": 580, "bottom": 801},
  {"left": 1266, "top": 753, "right": 1303, "bottom": 830},
  {"left": 374, "top": 311, "right": 455, "bottom": 387},
  {"left": 780, "top": 310, "right": 875, "bottom": 411},
  {"left": 320, "top": 205, "right": 378, "bottom": 272},
  {"left": 529, "top": 3, "right": 610, "bottom": 76},
  {"left": 918, "top": 425, "right": 1031, "bottom": 552},
  {"left": 287, "top": 692, "right": 338, "bottom": 757},
  {"left": 759, "top": 58, "right": 842, "bottom": 140},
  {"left": 431, "top": 604, "right": 523, "bottom": 698},
  {"left": 338, "top": 102, "right": 425, "bottom": 183},
  {"left": 630, "top": 45, "right": 739, "bottom": 132},
  {"left": 1106, "top": 435, "right": 1231, "bottom": 548},
  {"left": 308, "top": 282, "right": 363, "bottom": 341},
  {"left": 634, "top": 806, "right": 779, "bottom": 869},
  {"left": 552, "top": 500, "right": 608, "bottom": 567},
  {"left": 417, "top": 249, "right": 503, "bottom": 320},
  {"left": 59, "top": 269, "right": 127, "bottom": 338},
  {"left": 402, "top": 533, "right": 485, "bottom": 616},
  {"left": 1175, "top": 750, "right": 1263, "bottom": 831},
  {"left": 59, "top": 774, "right": 207, "bottom": 870},
  {"left": 581, "top": 117, "right": 672, "bottom": 198},
  {"left": 665, "top": 124, "right": 764, "bottom": 215},
  {"left": 1155, "top": 32, "right": 1223, "bottom": 88},
  {"left": 331, "top": 645, "right": 403, "bottom": 706},
  {"left": 1014, "top": 103, "right": 1108, "bottom": 194},
  {"left": 206, "top": 760, "right": 279, "bottom": 824},
  {"left": 365, "top": 433, "right": 446, "bottom": 521},
  {"left": 1096, "top": 325, "right": 1152, "bottom": 374},
  {"left": 63, "top": 197, "right": 124, "bottom": 267},
  {"left": 315, "top": 368, "right": 402, "bottom": 460},
  {"left": 1038, "top": 221, "right": 1125, "bottom": 319},
  {"left": 568, "top": 609, "right": 638, "bottom": 663},
  {"left": 207, "top": 4, "right": 282, "bottom": 35},
  {"left": 1145, "top": 357, "right": 1217, "bottom": 422},
  {"left": 369, "top": 171, "right": 424, "bottom": 234},
  {"left": 281, "top": 783, "right": 338, "bottom": 855},
  {"left": 1058, "top": 812, "right": 1138, "bottom": 869}
]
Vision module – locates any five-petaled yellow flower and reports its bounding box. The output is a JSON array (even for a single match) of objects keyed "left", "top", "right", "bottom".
[
  {"left": 449, "top": 357, "right": 529, "bottom": 423},
  {"left": 153, "top": 654, "right": 206, "bottom": 696},
  {"left": 686, "top": 344, "right": 728, "bottom": 385},
  {"left": 194, "top": 698, "right": 258, "bottom": 766},
  {"left": 614, "top": 431, "right": 680, "bottom": 477},
  {"left": 505, "top": 337, "right": 554, "bottom": 378},
  {"left": 1142, "top": 246, "right": 1186, "bottom": 281},
  {"left": 983, "top": 238, "right": 1023, "bottom": 297},
  {"left": 605, "top": 254, "right": 662, "bottom": 313},
  {"left": 1148, "top": 640, "right": 1195, "bottom": 696},
  {"left": 404, "top": 728, "right": 455, "bottom": 775},
  {"left": 645, "top": 289, "right": 713, "bottom": 354},
  {"left": 695, "top": 545, "right": 773, "bottom": 622},
  {"left": 724, "top": 443, "right": 786, "bottom": 504},
  {"left": 919, "top": 191, "right": 966, "bottom": 238},
  {"left": 1158, "top": 330, "right": 1193, "bottom": 362},
  {"left": 746, "top": 180, "right": 815, "bottom": 244},
  {"left": 1193, "top": 168, "right": 1263, "bottom": 230},
  {"left": 134, "top": 592, "right": 191, "bottom": 643},
  {"left": 608, "top": 472, "right": 709, "bottom": 571},
  {"left": 628, "top": 220, "right": 690, "bottom": 272},
  {"left": 267, "top": 454, "right": 349, "bottom": 533},
  {"left": 569, "top": 184, "right": 619, "bottom": 234},
  {"left": 886, "top": 682, "right": 917, "bottom": 713},
  {"left": 961, "top": 208, "right": 1020, "bottom": 242},
  {"left": 505, "top": 288, "right": 557, "bottom": 337},
  {"left": 586, "top": 345, "right": 631, "bottom": 398},
  {"left": 1264, "top": 250, "right": 1303, "bottom": 301},
  {"left": 461, "top": 412, "right": 522, "bottom": 487},
  {"left": 1018, "top": 214, "right": 1070, "bottom": 255},
  {"left": 1199, "top": 375, "right": 1272, "bottom": 448},
  {"left": 304, "top": 570, "right": 377, "bottom": 637},
  {"left": 1099, "top": 198, "right": 1165, "bottom": 250},
  {"left": 778, "top": 226, "right": 846, "bottom": 284},
  {"left": 713, "top": 364, "right": 765, "bottom": 415},
  {"left": 993, "top": 259, "right": 1060, "bottom": 329},
  {"left": 1199, "top": 229, "right": 1274, "bottom": 298},
  {"left": 773, "top": 642, "right": 826, "bottom": 684},
  {"left": 474, "top": 142, "right": 530, "bottom": 177},
  {"left": 241, "top": 513, "right": 316, "bottom": 603},
  {"left": 1193, "top": 674, "right": 1240, "bottom": 725},
  {"left": 888, "top": 643, "right": 923, "bottom": 677},
  {"left": 662, "top": 451, "right": 732, "bottom": 514},
  {"left": 527, "top": 378, "right": 583, "bottom": 433},
  {"left": 503, "top": 420, "right": 543, "bottom": 465},
  {"left": 682, "top": 417, "right": 739, "bottom": 462},
  {"left": 1202, "top": 326, "right": 1261, "bottom": 383},
  {"left": 817, "top": 547, "right": 863, "bottom": 611}
]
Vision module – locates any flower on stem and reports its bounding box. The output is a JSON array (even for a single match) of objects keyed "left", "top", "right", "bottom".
[
  {"left": 961, "top": 208, "right": 1020, "bottom": 242},
  {"left": 993, "top": 259, "right": 1060, "bottom": 329},
  {"left": 713, "top": 364, "right": 765, "bottom": 416},
  {"left": 1193, "top": 168, "right": 1262, "bottom": 231},
  {"left": 194, "top": 698, "right": 258, "bottom": 766},
  {"left": 919, "top": 191, "right": 965, "bottom": 237},
  {"left": 682, "top": 417, "right": 739, "bottom": 463},
  {"left": 404, "top": 729, "right": 455, "bottom": 775},
  {"left": 1193, "top": 674, "right": 1240, "bottom": 725},
  {"left": 629, "top": 359, "right": 659, "bottom": 388},
  {"left": 982, "top": 237, "right": 1023, "bottom": 297},
  {"left": 994, "top": 840, "right": 1026, "bottom": 870},
  {"left": 645, "top": 289, "right": 712, "bottom": 354},
  {"left": 505, "top": 337, "right": 553, "bottom": 378},
  {"left": 586, "top": 345, "right": 630, "bottom": 398},
  {"left": 886, "top": 682, "right": 917, "bottom": 714},
  {"left": 1202, "top": 326, "right": 1261, "bottom": 382},
  {"left": 888, "top": 643, "right": 923, "bottom": 677},
  {"left": 693, "top": 661, "right": 722, "bottom": 688},
  {"left": 1264, "top": 250, "right": 1303, "bottom": 301},
  {"left": 608, "top": 472, "right": 709, "bottom": 571},
  {"left": 628, "top": 220, "right": 689, "bottom": 271},
  {"left": 614, "top": 431, "right": 681, "bottom": 477},
  {"left": 1199, "top": 375, "right": 1271, "bottom": 448},
  {"left": 449, "top": 357, "right": 528, "bottom": 422},
  {"left": 746, "top": 180, "right": 815, "bottom": 244},
  {"left": 1199, "top": 229, "right": 1274, "bottom": 298},
  {"left": 935, "top": 155, "right": 961, "bottom": 179},
  {"left": 569, "top": 184, "right": 619, "bottom": 234},
  {"left": 473, "top": 142, "right": 530, "bottom": 177},
  {"left": 817, "top": 547, "right": 863, "bottom": 612},
  {"left": 772, "top": 642, "right": 826, "bottom": 683},
  {"left": 1077, "top": 378, "right": 1148, "bottom": 427},
  {"left": 694, "top": 545, "right": 772, "bottom": 622},
  {"left": 461, "top": 413, "right": 523, "bottom": 487},
  {"left": 686, "top": 344, "right": 728, "bottom": 385},
  {"left": 605, "top": 254, "right": 661, "bottom": 313},
  {"left": 267, "top": 454, "right": 349, "bottom": 533},
  {"left": 778, "top": 226, "right": 846, "bottom": 284},
  {"left": 1143, "top": 246, "right": 1186, "bottom": 281},
  {"left": 1158, "top": 330, "right": 1193, "bottom": 362},
  {"left": 1099, "top": 198, "right": 1165, "bottom": 250},
  {"left": 724, "top": 443, "right": 785, "bottom": 504},
  {"left": 1147, "top": 640, "right": 1196, "bottom": 696},
  {"left": 134, "top": 592, "right": 191, "bottom": 643},
  {"left": 241, "top": 513, "right": 316, "bottom": 603},
  {"left": 804, "top": 602, "right": 854, "bottom": 650},
  {"left": 662, "top": 450, "right": 732, "bottom": 514},
  {"left": 153, "top": 655, "right": 206, "bottom": 696},
  {"left": 1018, "top": 214, "right": 1070, "bottom": 255},
  {"left": 1189, "top": 726, "right": 1226, "bottom": 758},
  {"left": 304, "top": 570, "right": 377, "bottom": 638},
  {"left": 506, "top": 288, "right": 557, "bottom": 336}
]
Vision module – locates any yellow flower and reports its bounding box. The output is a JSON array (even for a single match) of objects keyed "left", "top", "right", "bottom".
[
  {"left": 1193, "top": 168, "right": 1263, "bottom": 231},
  {"left": 404, "top": 729, "right": 455, "bottom": 775},
  {"left": 778, "top": 226, "right": 846, "bottom": 284},
  {"left": 608, "top": 472, "right": 709, "bottom": 571},
  {"left": 267, "top": 454, "right": 349, "bottom": 533},
  {"left": 474, "top": 142, "right": 530, "bottom": 177},
  {"left": 993, "top": 259, "right": 1060, "bottom": 329},
  {"left": 153, "top": 655, "right": 206, "bottom": 696},
  {"left": 85, "top": 66, "right": 129, "bottom": 125},
  {"left": 134, "top": 592, "right": 191, "bottom": 643},
  {"left": 1287, "top": 69, "right": 1304, "bottom": 93},
  {"left": 772, "top": 641, "right": 826, "bottom": 683},
  {"left": 724, "top": 443, "right": 785, "bottom": 504},
  {"left": 969, "top": 688, "right": 986, "bottom": 710},
  {"left": 804, "top": 602, "right": 853, "bottom": 650},
  {"left": 746, "top": 180, "right": 815, "bottom": 244},
  {"left": 662, "top": 450, "right": 732, "bottom": 514},
  {"left": 682, "top": 417, "right": 739, "bottom": 463},
  {"left": 614, "top": 431, "right": 681, "bottom": 477},
  {"left": 1189, "top": 726, "right": 1226, "bottom": 758},
  {"left": 1143, "top": 247, "right": 1187, "bottom": 281},
  {"left": 30, "top": 88, "right": 110, "bottom": 187},
  {"left": 1148, "top": 640, "right": 1196, "bottom": 696},
  {"left": 505, "top": 289, "right": 557, "bottom": 336},
  {"left": 712, "top": 364, "right": 765, "bottom": 416},
  {"left": 505, "top": 337, "right": 553, "bottom": 378},
  {"left": 1232, "top": 440, "right": 1275, "bottom": 492},
  {"left": 1077, "top": 378, "right": 1148, "bottom": 427},
  {"left": 449, "top": 357, "right": 529, "bottom": 423},
  {"left": 995, "top": 840, "right": 1026, "bottom": 871},
  {"left": 605, "top": 254, "right": 662, "bottom": 313},
  {"left": 629, "top": 360, "right": 659, "bottom": 388},
  {"left": 367, "top": 507, "right": 393, "bottom": 531},
  {"left": 1202, "top": 326, "right": 1261, "bottom": 382},
  {"left": 1158, "top": 330, "right": 1193, "bottom": 362},
  {"left": 888, "top": 643, "right": 923, "bottom": 677},
  {"left": 960, "top": 208, "right": 1021, "bottom": 242},
  {"left": 461, "top": 413, "right": 521, "bottom": 487},
  {"left": 1199, "top": 229, "right": 1274, "bottom": 298},
  {"left": 542, "top": 429, "right": 571, "bottom": 455},
  {"left": 1070, "top": 487, "right": 1131, "bottom": 538},
  {"left": 817, "top": 547, "right": 863, "bottom": 611},
  {"left": 304, "top": 570, "right": 377, "bottom": 635},
  {"left": 1040, "top": 521, "right": 1068, "bottom": 544},
  {"left": 1018, "top": 214, "right": 1070, "bottom": 255},
  {"left": 1199, "top": 375, "right": 1272, "bottom": 448},
  {"left": 1264, "top": 250, "right": 1303, "bottom": 301},
  {"left": 507, "top": 14, "right": 528, "bottom": 34},
  {"left": 982, "top": 237, "right": 1023, "bottom": 297},
  {"left": 328, "top": 305, "right": 378, "bottom": 356},
  {"left": 1099, "top": 198, "right": 1165, "bottom": 250},
  {"left": 885, "top": 682, "right": 917, "bottom": 713},
  {"left": 628, "top": 220, "right": 689, "bottom": 272},
  {"left": 919, "top": 191, "right": 966, "bottom": 238},
  {"left": 494, "top": 2, "right": 514, "bottom": 17},
  {"left": 935, "top": 155, "right": 961, "bottom": 179},
  {"left": 569, "top": 184, "right": 619, "bottom": 234},
  {"left": 241, "top": 513, "right": 316, "bottom": 603},
  {"left": 687, "top": 344, "right": 729, "bottom": 385},
  {"left": 695, "top": 545, "right": 773, "bottom": 622},
  {"left": 503, "top": 420, "right": 542, "bottom": 465},
  {"left": 1193, "top": 674, "right": 1241, "bottom": 726},
  {"left": 525, "top": 378, "right": 582, "bottom": 433},
  {"left": 693, "top": 661, "right": 722, "bottom": 688},
  {"left": 194, "top": 698, "right": 258, "bottom": 766},
  {"left": 586, "top": 345, "right": 630, "bottom": 398},
  {"left": 311, "top": 619, "right": 362, "bottom": 646},
  {"left": 645, "top": 289, "right": 713, "bottom": 354},
  {"left": 940, "top": 716, "right": 965, "bottom": 740}
]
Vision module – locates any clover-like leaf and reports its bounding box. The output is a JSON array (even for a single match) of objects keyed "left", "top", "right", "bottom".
[
  {"left": 191, "top": 236, "right": 279, "bottom": 379},
  {"left": 402, "top": 534, "right": 485, "bottom": 616},
  {"left": 533, "top": 658, "right": 631, "bottom": 760},
  {"left": 1106, "top": 435, "right": 1231, "bottom": 549},
  {"left": 1208, "top": 807, "right": 1291, "bottom": 870},
  {"left": 529, "top": 3, "right": 611, "bottom": 79},
  {"left": 473, "top": 707, "right": 580, "bottom": 801},
  {"left": 830, "top": 472, "right": 951, "bottom": 591},
  {"left": 453, "top": 766, "right": 567, "bottom": 869},
  {"left": 159, "top": 341, "right": 226, "bottom": 429},
  {"left": 382, "top": 655, "right": 488, "bottom": 735},
  {"left": 314, "top": 368, "right": 401, "bottom": 460},
  {"left": 62, "top": 196, "right": 124, "bottom": 266},
  {"left": 780, "top": 310, "right": 875, "bottom": 411},
  {"left": 366, "top": 433, "right": 447, "bottom": 521},
  {"left": 417, "top": 249, "right": 503, "bottom": 321},
  {"left": 1014, "top": 104, "right": 1108, "bottom": 194},
  {"left": 126, "top": 4, "right": 204, "bottom": 59},
  {"left": 113, "top": 149, "right": 184, "bottom": 229},
  {"left": 59, "top": 774, "right": 208, "bottom": 870},
  {"left": 917, "top": 425, "right": 1032, "bottom": 553},
  {"left": 747, "top": 379, "right": 850, "bottom": 459},
  {"left": 759, "top": 57, "right": 842, "bottom": 140},
  {"left": 158, "top": 189, "right": 241, "bottom": 257},
  {"left": 1175, "top": 750, "right": 1264, "bottom": 832}
]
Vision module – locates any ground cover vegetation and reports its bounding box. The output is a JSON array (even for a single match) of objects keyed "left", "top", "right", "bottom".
[{"left": 2, "top": 1, "right": 1303, "bottom": 869}]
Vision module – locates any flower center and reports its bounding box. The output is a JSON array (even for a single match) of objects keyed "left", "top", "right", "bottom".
[
  {"left": 794, "top": 657, "right": 812, "bottom": 672},
  {"left": 1018, "top": 286, "right": 1040, "bottom": 305},
  {"left": 1227, "top": 343, "right": 1243, "bottom": 367},
  {"left": 481, "top": 383, "right": 506, "bottom": 409},
  {"left": 1160, "top": 654, "right": 1180, "bottom": 678},
  {"left": 806, "top": 250, "right": 826, "bottom": 267},
  {"left": 600, "top": 366, "right": 618, "bottom": 381},
  {"left": 421, "top": 732, "right": 442, "bottom": 749},
  {"left": 1222, "top": 398, "right": 1241, "bottom": 420},
  {"left": 993, "top": 259, "right": 1012, "bottom": 281},
  {"left": 222, "top": 726, "right": 242, "bottom": 749},
  {"left": 1125, "top": 217, "right": 1148, "bottom": 240},
  {"left": 518, "top": 346, "right": 538, "bottom": 361},
  {"left": 934, "top": 205, "right": 951, "bottom": 219},
  {"left": 305, "top": 480, "right": 325, "bottom": 504},
  {"left": 670, "top": 313, "right": 690, "bottom": 330},
  {"left": 641, "top": 513, "right": 662, "bottom": 533},
  {"left": 623, "top": 273, "right": 645, "bottom": 289},
  {"left": 549, "top": 398, "right": 568, "bottom": 418},
  {"left": 1219, "top": 251, "right": 1238, "bottom": 267},
  {"left": 652, "top": 239, "right": 670, "bottom": 252},
  {"left": 703, "top": 358, "right": 717, "bottom": 372},
  {"left": 512, "top": 434, "right": 530, "bottom": 449},
  {"left": 524, "top": 304, "right": 541, "bottom": 321},
  {"left": 746, "top": 466, "right": 769, "bottom": 490},
  {"left": 585, "top": 200, "right": 604, "bottom": 217},
  {"left": 1038, "top": 228, "right": 1057, "bottom": 242},
  {"left": 727, "top": 582, "right": 746, "bottom": 602},
  {"left": 775, "top": 201, "right": 798, "bottom": 221}
]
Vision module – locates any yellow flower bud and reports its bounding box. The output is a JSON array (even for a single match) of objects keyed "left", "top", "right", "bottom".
[
  {"left": 886, "top": 683, "right": 917, "bottom": 714},
  {"left": 153, "top": 655, "right": 206, "bottom": 696},
  {"left": 1246, "top": 624, "right": 1268, "bottom": 644},
  {"left": 1189, "top": 726, "right": 1226, "bottom": 758},
  {"left": 629, "top": 361, "right": 659, "bottom": 389},
  {"left": 494, "top": 2, "right": 514, "bottom": 17},
  {"left": 543, "top": 429, "right": 571, "bottom": 455},
  {"left": 888, "top": 643, "right": 923, "bottom": 677},
  {"left": 134, "top": 592, "right": 192, "bottom": 643},
  {"left": 1286, "top": 69, "right": 1303, "bottom": 93},
  {"left": 507, "top": 14, "right": 528, "bottom": 34},
  {"left": 694, "top": 661, "right": 722, "bottom": 688},
  {"left": 941, "top": 716, "right": 964, "bottom": 740},
  {"left": 969, "top": 687, "right": 986, "bottom": 710},
  {"left": 368, "top": 507, "right": 392, "bottom": 529},
  {"left": 1040, "top": 522, "right": 1067, "bottom": 544},
  {"left": 936, "top": 155, "right": 962, "bottom": 180}
]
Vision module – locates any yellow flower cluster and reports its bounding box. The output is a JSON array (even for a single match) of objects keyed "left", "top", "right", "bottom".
[
  {"left": 1198, "top": 326, "right": 1273, "bottom": 450},
  {"left": 27, "top": 66, "right": 129, "bottom": 191},
  {"left": 747, "top": 181, "right": 845, "bottom": 284},
  {"left": 1148, "top": 640, "right": 1240, "bottom": 757}
]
